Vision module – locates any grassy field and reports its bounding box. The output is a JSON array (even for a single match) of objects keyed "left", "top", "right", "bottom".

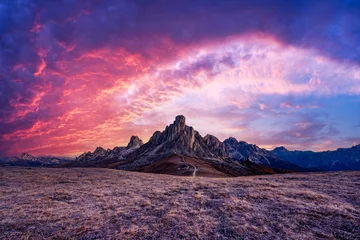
[{"left": 0, "top": 168, "right": 359, "bottom": 239}]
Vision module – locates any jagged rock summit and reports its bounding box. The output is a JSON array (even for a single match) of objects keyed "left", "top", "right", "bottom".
[
  {"left": 125, "top": 115, "right": 228, "bottom": 164},
  {"left": 19, "top": 153, "right": 36, "bottom": 161},
  {"left": 126, "top": 136, "right": 144, "bottom": 149},
  {"left": 204, "top": 134, "right": 227, "bottom": 157},
  {"left": 168, "top": 115, "right": 186, "bottom": 139}
]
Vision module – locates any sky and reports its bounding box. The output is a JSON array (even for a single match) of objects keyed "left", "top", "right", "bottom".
[{"left": 1, "top": 0, "right": 360, "bottom": 157}]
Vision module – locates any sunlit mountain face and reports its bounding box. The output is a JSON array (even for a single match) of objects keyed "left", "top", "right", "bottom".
[{"left": 0, "top": 0, "right": 359, "bottom": 157}]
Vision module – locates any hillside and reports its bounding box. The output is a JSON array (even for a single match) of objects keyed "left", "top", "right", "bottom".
[
  {"left": 1, "top": 167, "right": 359, "bottom": 239},
  {"left": 136, "top": 154, "right": 286, "bottom": 177}
]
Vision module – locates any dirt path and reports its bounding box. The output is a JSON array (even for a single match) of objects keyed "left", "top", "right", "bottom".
[
  {"left": 180, "top": 155, "right": 197, "bottom": 177},
  {"left": 192, "top": 165, "right": 197, "bottom": 177}
]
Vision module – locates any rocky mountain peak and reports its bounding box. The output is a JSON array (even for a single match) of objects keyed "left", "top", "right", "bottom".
[
  {"left": 94, "top": 147, "right": 106, "bottom": 153},
  {"left": 126, "top": 115, "right": 231, "bottom": 164},
  {"left": 172, "top": 115, "right": 186, "bottom": 131},
  {"left": 273, "top": 146, "right": 288, "bottom": 152},
  {"left": 165, "top": 115, "right": 187, "bottom": 142},
  {"left": 224, "top": 137, "right": 238, "bottom": 145},
  {"left": 204, "top": 134, "right": 222, "bottom": 147},
  {"left": 174, "top": 115, "right": 186, "bottom": 128},
  {"left": 20, "top": 153, "right": 35, "bottom": 160},
  {"left": 127, "top": 136, "right": 144, "bottom": 149},
  {"left": 91, "top": 147, "right": 107, "bottom": 158},
  {"left": 204, "top": 134, "right": 227, "bottom": 158}
]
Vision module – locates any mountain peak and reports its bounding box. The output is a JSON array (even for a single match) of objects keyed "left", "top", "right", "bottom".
[
  {"left": 95, "top": 146, "right": 105, "bottom": 151},
  {"left": 224, "top": 137, "right": 238, "bottom": 145},
  {"left": 19, "top": 152, "right": 35, "bottom": 160},
  {"left": 174, "top": 115, "right": 186, "bottom": 128},
  {"left": 204, "top": 134, "right": 227, "bottom": 157},
  {"left": 204, "top": 134, "right": 221, "bottom": 145},
  {"left": 94, "top": 147, "right": 106, "bottom": 155},
  {"left": 164, "top": 115, "right": 187, "bottom": 142},
  {"left": 127, "top": 136, "right": 144, "bottom": 149},
  {"left": 127, "top": 115, "right": 229, "bottom": 161},
  {"left": 20, "top": 152, "right": 31, "bottom": 157},
  {"left": 273, "top": 146, "right": 288, "bottom": 152}
]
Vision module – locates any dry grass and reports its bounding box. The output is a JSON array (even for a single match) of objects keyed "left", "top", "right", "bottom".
[{"left": 0, "top": 168, "right": 359, "bottom": 239}]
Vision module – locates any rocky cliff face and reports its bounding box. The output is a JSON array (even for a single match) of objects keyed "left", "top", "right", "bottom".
[{"left": 272, "top": 145, "right": 360, "bottom": 171}]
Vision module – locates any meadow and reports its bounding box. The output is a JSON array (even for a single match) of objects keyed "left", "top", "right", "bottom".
[{"left": 1, "top": 168, "right": 359, "bottom": 239}]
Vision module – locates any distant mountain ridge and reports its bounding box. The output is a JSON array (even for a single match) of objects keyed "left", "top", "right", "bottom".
[
  {"left": 272, "top": 145, "right": 360, "bottom": 171},
  {"left": 69, "top": 136, "right": 144, "bottom": 167},
  {"left": 223, "top": 138, "right": 303, "bottom": 171},
  {"left": 0, "top": 153, "right": 74, "bottom": 167}
]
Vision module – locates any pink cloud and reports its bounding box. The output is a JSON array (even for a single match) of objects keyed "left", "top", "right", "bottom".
[{"left": 2, "top": 34, "right": 360, "bottom": 156}]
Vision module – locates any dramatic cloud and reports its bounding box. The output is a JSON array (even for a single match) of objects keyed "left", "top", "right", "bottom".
[{"left": 0, "top": 0, "right": 360, "bottom": 156}]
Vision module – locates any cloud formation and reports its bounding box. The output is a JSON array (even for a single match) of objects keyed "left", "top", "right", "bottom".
[{"left": 0, "top": 0, "right": 360, "bottom": 156}]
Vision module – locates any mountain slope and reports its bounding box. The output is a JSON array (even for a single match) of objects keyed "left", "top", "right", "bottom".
[
  {"left": 137, "top": 154, "right": 228, "bottom": 177},
  {"left": 272, "top": 145, "right": 360, "bottom": 171}
]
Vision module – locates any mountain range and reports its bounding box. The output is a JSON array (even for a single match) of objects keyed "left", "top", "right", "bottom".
[
  {"left": 64, "top": 115, "right": 306, "bottom": 176},
  {"left": 1, "top": 115, "right": 359, "bottom": 176},
  {"left": 0, "top": 153, "right": 74, "bottom": 167},
  {"left": 272, "top": 145, "right": 360, "bottom": 171}
]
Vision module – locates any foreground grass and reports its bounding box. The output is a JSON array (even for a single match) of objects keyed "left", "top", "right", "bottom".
[{"left": 0, "top": 168, "right": 359, "bottom": 239}]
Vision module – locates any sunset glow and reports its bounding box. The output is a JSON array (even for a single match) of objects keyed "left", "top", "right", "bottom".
[{"left": 1, "top": 0, "right": 360, "bottom": 157}]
